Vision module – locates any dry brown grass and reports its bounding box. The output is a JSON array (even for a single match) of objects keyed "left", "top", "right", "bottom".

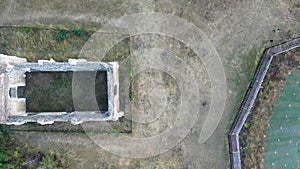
[{"left": 0, "top": 27, "right": 92, "bottom": 62}]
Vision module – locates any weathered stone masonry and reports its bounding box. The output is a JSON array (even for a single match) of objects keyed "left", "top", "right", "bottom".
[{"left": 0, "top": 55, "right": 123, "bottom": 125}]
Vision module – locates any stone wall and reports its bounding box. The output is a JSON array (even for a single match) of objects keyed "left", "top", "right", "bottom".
[{"left": 0, "top": 55, "right": 123, "bottom": 125}]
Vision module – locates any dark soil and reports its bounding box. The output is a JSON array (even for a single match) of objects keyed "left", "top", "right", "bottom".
[{"left": 24, "top": 71, "right": 108, "bottom": 112}]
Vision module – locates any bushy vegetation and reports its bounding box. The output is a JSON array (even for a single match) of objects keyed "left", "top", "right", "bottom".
[
  {"left": 70, "top": 29, "right": 84, "bottom": 37},
  {"left": 0, "top": 151, "right": 5, "bottom": 168},
  {"left": 56, "top": 28, "right": 91, "bottom": 42},
  {"left": 0, "top": 125, "right": 65, "bottom": 169},
  {"left": 1, "top": 41, "right": 7, "bottom": 48},
  {"left": 56, "top": 30, "right": 67, "bottom": 42},
  {"left": 0, "top": 125, "right": 24, "bottom": 169},
  {"left": 38, "top": 153, "right": 59, "bottom": 169}
]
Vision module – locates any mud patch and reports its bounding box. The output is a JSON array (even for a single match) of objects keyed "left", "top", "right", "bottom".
[{"left": 25, "top": 71, "right": 107, "bottom": 112}]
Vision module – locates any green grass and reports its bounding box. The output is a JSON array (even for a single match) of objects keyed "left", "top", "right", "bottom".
[
  {"left": 127, "top": 57, "right": 135, "bottom": 102},
  {"left": 241, "top": 47, "right": 263, "bottom": 84},
  {"left": 127, "top": 59, "right": 134, "bottom": 78},
  {"left": 129, "top": 90, "right": 135, "bottom": 102},
  {"left": 224, "top": 45, "right": 265, "bottom": 163},
  {"left": 229, "top": 45, "right": 264, "bottom": 116},
  {"left": 129, "top": 81, "right": 135, "bottom": 102},
  {"left": 18, "top": 27, "right": 33, "bottom": 34}
]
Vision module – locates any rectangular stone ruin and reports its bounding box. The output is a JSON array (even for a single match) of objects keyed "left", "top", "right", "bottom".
[{"left": 0, "top": 54, "right": 123, "bottom": 125}]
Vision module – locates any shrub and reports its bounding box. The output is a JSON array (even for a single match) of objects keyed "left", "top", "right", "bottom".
[
  {"left": 1, "top": 41, "right": 8, "bottom": 48},
  {"left": 56, "top": 30, "right": 67, "bottom": 42},
  {"left": 0, "top": 151, "right": 6, "bottom": 168},
  {"left": 70, "top": 29, "right": 84, "bottom": 37},
  {"left": 38, "top": 153, "right": 59, "bottom": 169}
]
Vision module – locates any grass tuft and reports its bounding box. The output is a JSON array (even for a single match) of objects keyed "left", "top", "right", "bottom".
[{"left": 18, "top": 27, "right": 33, "bottom": 34}]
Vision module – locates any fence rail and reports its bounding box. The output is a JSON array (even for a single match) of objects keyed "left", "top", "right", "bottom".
[{"left": 228, "top": 37, "right": 300, "bottom": 169}]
